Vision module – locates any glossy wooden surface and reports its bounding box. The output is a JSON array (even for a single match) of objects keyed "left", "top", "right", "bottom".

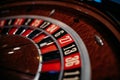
[
  {"left": 0, "top": 35, "right": 40, "bottom": 79},
  {"left": 0, "top": 1, "right": 120, "bottom": 80}
]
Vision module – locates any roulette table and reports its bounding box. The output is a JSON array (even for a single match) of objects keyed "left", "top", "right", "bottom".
[{"left": 0, "top": 0, "right": 120, "bottom": 80}]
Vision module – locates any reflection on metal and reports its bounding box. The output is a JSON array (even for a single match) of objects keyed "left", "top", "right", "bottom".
[
  {"left": 95, "top": 35, "right": 104, "bottom": 46},
  {"left": 49, "top": 9, "right": 55, "bottom": 16},
  {"left": 8, "top": 51, "right": 14, "bottom": 54},
  {"left": 13, "top": 47, "right": 21, "bottom": 50},
  {"left": 7, "top": 47, "right": 21, "bottom": 54}
]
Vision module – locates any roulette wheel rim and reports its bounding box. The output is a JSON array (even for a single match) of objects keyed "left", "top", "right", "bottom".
[
  {"left": 0, "top": 0, "right": 120, "bottom": 80},
  {"left": 0, "top": 15, "right": 91, "bottom": 80}
]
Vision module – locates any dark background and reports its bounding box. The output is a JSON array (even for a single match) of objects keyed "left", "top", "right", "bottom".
[{"left": 0, "top": 0, "right": 120, "bottom": 29}]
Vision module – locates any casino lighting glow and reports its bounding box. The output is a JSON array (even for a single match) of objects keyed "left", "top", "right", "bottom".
[
  {"left": 111, "top": 0, "right": 120, "bottom": 4},
  {"left": 94, "top": 0, "right": 102, "bottom": 3}
]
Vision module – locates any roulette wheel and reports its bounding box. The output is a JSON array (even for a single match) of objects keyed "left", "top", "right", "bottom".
[{"left": 0, "top": 0, "right": 120, "bottom": 80}]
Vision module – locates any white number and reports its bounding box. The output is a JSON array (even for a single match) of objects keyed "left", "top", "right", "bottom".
[
  {"left": 64, "top": 47, "right": 77, "bottom": 55},
  {"left": 65, "top": 55, "right": 80, "bottom": 67},
  {"left": 31, "top": 19, "right": 42, "bottom": 27},
  {"left": 54, "top": 30, "right": 64, "bottom": 38},
  {"left": 14, "top": 19, "right": 23, "bottom": 25},
  {"left": 46, "top": 24, "right": 58, "bottom": 33},
  {"left": 59, "top": 36, "right": 72, "bottom": 44}
]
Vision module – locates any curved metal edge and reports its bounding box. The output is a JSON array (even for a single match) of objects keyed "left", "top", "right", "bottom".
[{"left": 37, "top": 15, "right": 91, "bottom": 80}]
